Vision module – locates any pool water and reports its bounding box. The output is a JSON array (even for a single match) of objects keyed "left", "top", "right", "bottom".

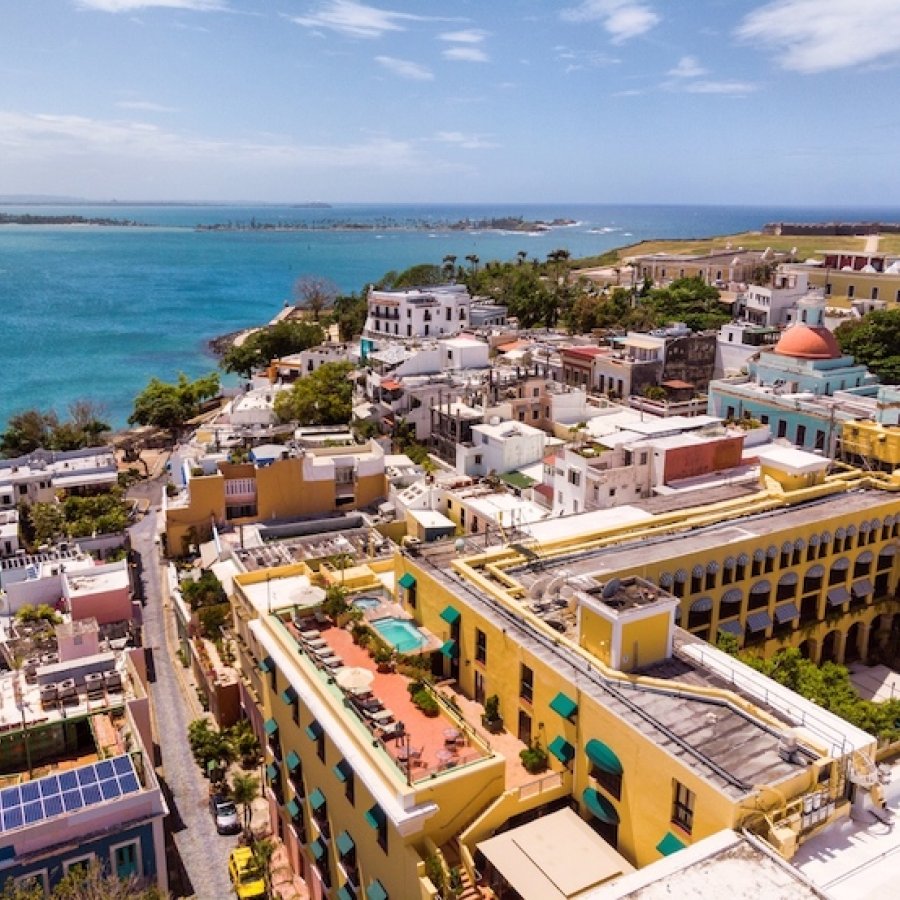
[
  {"left": 371, "top": 617, "right": 426, "bottom": 653},
  {"left": 353, "top": 596, "right": 382, "bottom": 611}
]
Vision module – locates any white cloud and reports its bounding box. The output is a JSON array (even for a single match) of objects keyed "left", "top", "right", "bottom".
[
  {"left": 737, "top": 0, "right": 900, "bottom": 73},
  {"left": 681, "top": 80, "right": 757, "bottom": 95},
  {"left": 115, "top": 100, "right": 178, "bottom": 112},
  {"left": 668, "top": 55, "right": 707, "bottom": 78},
  {"left": 443, "top": 46, "right": 488, "bottom": 63},
  {"left": 374, "top": 56, "right": 433, "bottom": 80},
  {"left": 439, "top": 29, "right": 487, "bottom": 44},
  {"left": 75, "top": 0, "right": 224, "bottom": 11},
  {"left": 560, "top": 0, "right": 659, "bottom": 43},
  {"left": 433, "top": 131, "right": 498, "bottom": 150},
  {"left": 289, "top": 1, "right": 433, "bottom": 39}
]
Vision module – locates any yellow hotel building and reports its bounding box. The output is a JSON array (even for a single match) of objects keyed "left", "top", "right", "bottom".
[{"left": 226, "top": 451, "right": 900, "bottom": 900}]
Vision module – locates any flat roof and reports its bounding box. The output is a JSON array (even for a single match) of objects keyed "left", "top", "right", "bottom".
[
  {"left": 407, "top": 509, "right": 455, "bottom": 529},
  {"left": 239, "top": 572, "right": 325, "bottom": 614},
  {"left": 478, "top": 807, "right": 633, "bottom": 900},
  {"left": 524, "top": 506, "right": 653, "bottom": 543}
]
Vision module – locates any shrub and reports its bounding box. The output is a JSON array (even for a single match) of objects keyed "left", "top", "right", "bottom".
[
  {"left": 483, "top": 694, "right": 501, "bottom": 722},
  {"left": 519, "top": 741, "right": 549, "bottom": 774},
  {"left": 412, "top": 689, "right": 439, "bottom": 717}
]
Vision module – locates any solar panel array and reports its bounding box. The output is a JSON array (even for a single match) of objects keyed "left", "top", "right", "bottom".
[{"left": 0, "top": 755, "right": 141, "bottom": 833}]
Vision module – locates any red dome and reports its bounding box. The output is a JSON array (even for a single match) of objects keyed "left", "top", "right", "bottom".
[{"left": 773, "top": 325, "right": 841, "bottom": 360}]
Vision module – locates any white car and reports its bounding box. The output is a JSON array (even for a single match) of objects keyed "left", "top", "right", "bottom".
[{"left": 210, "top": 794, "right": 240, "bottom": 835}]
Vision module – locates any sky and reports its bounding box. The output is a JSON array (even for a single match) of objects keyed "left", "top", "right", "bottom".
[{"left": 2, "top": 0, "right": 900, "bottom": 205}]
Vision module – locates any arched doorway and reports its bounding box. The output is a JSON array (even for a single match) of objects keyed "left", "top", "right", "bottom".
[
  {"left": 820, "top": 629, "right": 840, "bottom": 664},
  {"left": 845, "top": 622, "right": 863, "bottom": 664},
  {"left": 797, "top": 639, "right": 811, "bottom": 661}
]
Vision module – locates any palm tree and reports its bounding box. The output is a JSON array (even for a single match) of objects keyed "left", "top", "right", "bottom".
[
  {"left": 516, "top": 250, "right": 528, "bottom": 266},
  {"left": 465, "top": 254, "right": 480, "bottom": 277},
  {"left": 231, "top": 772, "right": 259, "bottom": 838},
  {"left": 442, "top": 254, "right": 457, "bottom": 282}
]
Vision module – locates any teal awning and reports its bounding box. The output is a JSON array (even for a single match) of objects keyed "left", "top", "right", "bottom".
[
  {"left": 286, "top": 798, "right": 301, "bottom": 819},
  {"left": 398, "top": 572, "right": 416, "bottom": 589},
  {"left": 336, "top": 830, "right": 355, "bottom": 856},
  {"left": 367, "top": 881, "right": 388, "bottom": 900},
  {"left": 264, "top": 717, "right": 279, "bottom": 736},
  {"left": 440, "top": 639, "right": 458, "bottom": 658},
  {"left": 309, "top": 788, "right": 326, "bottom": 811},
  {"left": 281, "top": 685, "right": 298, "bottom": 705},
  {"left": 306, "top": 720, "right": 323, "bottom": 741},
  {"left": 258, "top": 656, "right": 274, "bottom": 673},
  {"left": 364, "top": 804, "right": 386, "bottom": 829},
  {"left": 657, "top": 831, "right": 686, "bottom": 856},
  {"left": 440, "top": 604, "right": 461, "bottom": 625},
  {"left": 583, "top": 788, "right": 619, "bottom": 825},
  {"left": 266, "top": 763, "right": 280, "bottom": 782},
  {"left": 585, "top": 739, "right": 622, "bottom": 775},
  {"left": 337, "top": 888, "right": 355, "bottom": 900},
  {"left": 333, "top": 760, "right": 352, "bottom": 783},
  {"left": 310, "top": 838, "right": 327, "bottom": 861},
  {"left": 286, "top": 750, "right": 301, "bottom": 772},
  {"left": 548, "top": 735, "right": 575, "bottom": 764},
  {"left": 549, "top": 691, "right": 577, "bottom": 720}
]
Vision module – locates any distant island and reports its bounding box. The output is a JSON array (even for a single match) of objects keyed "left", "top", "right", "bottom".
[
  {"left": 0, "top": 212, "right": 143, "bottom": 226},
  {"left": 195, "top": 215, "right": 577, "bottom": 233}
]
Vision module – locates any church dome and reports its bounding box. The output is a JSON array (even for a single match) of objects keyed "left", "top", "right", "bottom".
[{"left": 773, "top": 324, "right": 842, "bottom": 360}]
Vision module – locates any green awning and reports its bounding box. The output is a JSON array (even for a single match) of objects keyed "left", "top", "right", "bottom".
[
  {"left": 548, "top": 735, "right": 575, "bottom": 764},
  {"left": 657, "top": 831, "right": 686, "bottom": 856},
  {"left": 336, "top": 830, "right": 355, "bottom": 856},
  {"left": 549, "top": 691, "right": 578, "bottom": 720},
  {"left": 309, "top": 788, "right": 326, "bottom": 811},
  {"left": 333, "top": 760, "right": 352, "bottom": 783},
  {"left": 258, "top": 656, "right": 274, "bottom": 674},
  {"left": 286, "top": 798, "right": 301, "bottom": 819},
  {"left": 398, "top": 572, "right": 416, "bottom": 589},
  {"left": 582, "top": 788, "right": 619, "bottom": 825},
  {"left": 367, "top": 881, "right": 388, "bottom": 900},
  {"left": 440, "top": 605, "right": 461, "bottom": 625},
  {"left": 585, "top": 739, "right": 622, "bottom": 775},
  {"left": 364, "top": 804, "right": 386, "bottom": 829},
  {"left": 264, "top": 717, "right": 279, "bottom": 736},
  {"left": 310, "top": 838, "right": 327, "bottom": 861},
  {"left": 281, "top": 686, "right": 298, "bottom": 705},
  {"left": 306, "top": 720, "right": 323, "bottom": 741},
  {"left": 266, "top": 763, "right": 280, "bottom": 782},
  {"left": 337, "top": 887, "right": 355, "bottom": 900},
  {"left": 439, "top": 639, "right": 458, "bottom": 658},
  {"left": 286, "top": 750, "right": 301, "bottom": 772}
]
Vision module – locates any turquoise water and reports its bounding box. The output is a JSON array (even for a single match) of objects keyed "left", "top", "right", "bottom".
[
  {"left": 371, "top": 617, "right": 426, "bottom": 653},
  {"left": 1, "top": 202, "right": 898, "bottom": 429}
]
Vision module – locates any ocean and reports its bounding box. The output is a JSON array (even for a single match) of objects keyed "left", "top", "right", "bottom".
[{"left": 0, "top": 202, "right": 897, "bottom": 430}]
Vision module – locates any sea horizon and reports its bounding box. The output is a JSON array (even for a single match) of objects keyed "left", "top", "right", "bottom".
[{"left": 2, "top": 200, "right": 899, "bottom": 433}]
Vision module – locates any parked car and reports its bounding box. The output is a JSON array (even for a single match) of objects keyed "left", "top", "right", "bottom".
[
  {"left": 228, "top": 847, "right": 266, "bottom": 899},
  {"left": 210, "top": 794, "right": 241, "bottom": 835}
]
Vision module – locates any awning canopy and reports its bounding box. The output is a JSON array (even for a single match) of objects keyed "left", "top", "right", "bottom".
[
  {"left": 310, "top": 838, "right": 327, "bottom": 861},
  {"left": 828, "top": 586, "right": 850, "bottom": 606},
  {"left": 336, "top": 830, "right": 355, "bottom": 857},
  {"left": 259, "top": 656, "right": 274, "bottom": 674},
  {"left": 746, "top": 610, "right": 772, "bottom": 632},
  {"left": 721, "top": 588, "right": 742, "bottom": 605},
  {"left": 366, "top": 881, "right": 388, "bottom": 900},
  {"left": 333, "top": 760, "right": 352, "bottom": 783},
  {"left": 831, "top": 557, "right": 850, "bottom": 571},
  {"left": 750, "top": 580, "right": 771, "bottom": 594},
  {"left": 585, "top": 739, "right": 622, "bottom": 776},
  {"left": 656, "top": 831, "right": 687, "bottom": 856},
  {"left": 306, "top": 720, "right": 323, "bottom": 741},
  {"left": 398, "top": 572, "right": 416, "bottom": 589},
  {"left": 440, "top": 605, "right": 461, "bottom": 625},
  {"left": 774, "top": 602, "right": 799, "bottom": 624},
  {"left": 805, "top": 564, "right": 825, "bottom": 579},
  {"left": 440, "top": 639, "right": 458, "bottom": 658},
  {"left": 718, "top": 620, "right": 743, "bottom": 636},
  {"left": 548, "top": 736, "right": 575, "bottom": 765},
  {"left": 264, "top": 717, "right": 279, "bottom": 736},
  {"left": 583, "top": 788, "right": 620, "bottom": 825},
  {"left": 365, "top": 804, "right": 386, "bottom": 830},
  {"left": 852, "top": 579, "right": 873, "bottom": 598},
  {"left": 309, "top": 788, "right": 326, "bottom": 811},
  {"left": 281, "top": 686, "right": 298, "bottom": 706},
  {"left": 286, "top": 750, "right": 301, "bottom": 772},
  {"left": 778, "top": 572, "right": 798, "bottom": 586},
  {"left": 285, "top": 798, "right": 301, "bottom": 819},
  {"left": 689, "top": 597, "right": 713, "bottom": 614},
  {"left": 549, "top": 692, "right": 578, "bottom": 720},
  {"left": 337, "top": 886, "right": 355, "bottom": 900},
  {"left": 266, "top": 763, "right": 280, "bottom": 782}
]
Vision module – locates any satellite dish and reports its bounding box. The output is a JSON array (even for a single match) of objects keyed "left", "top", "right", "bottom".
[{"left": 602, "top": 578, "right": 621, "bottom": 599}]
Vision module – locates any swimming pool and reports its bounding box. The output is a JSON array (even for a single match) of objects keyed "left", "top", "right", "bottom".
[
  {"left": 371, "top": 617, "right": 427, "bottom": 653},
  {"left": 353, "top": 596, "right": 382, "bottom": 611}
]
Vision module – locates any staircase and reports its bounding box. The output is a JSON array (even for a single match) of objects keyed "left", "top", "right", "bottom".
[{"left": 441, "top": 839, "right": 486, "bottom": 900}]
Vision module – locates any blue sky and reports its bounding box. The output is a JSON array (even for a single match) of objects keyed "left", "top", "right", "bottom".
[{"left": 2, "top": 0, "right": 900, "bottom": 204}]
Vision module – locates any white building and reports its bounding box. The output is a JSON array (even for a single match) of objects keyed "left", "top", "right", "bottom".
[
  {"left": 0, "top": 509, "right": 19, "bottom": 557},
  {"left": 363, "top": 284, "right": 471, "bottom": 339},
  {"left": 456, "top": 419, "right": 547, "bottom": 479},
  {"left": 741, "top": 271, "right": 813, "bottom": 327},
  {"left": 0, "top": 447, "right": 118, "bottom": 510}
]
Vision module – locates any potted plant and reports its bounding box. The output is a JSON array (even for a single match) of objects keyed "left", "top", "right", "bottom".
[
  {"left": 519, "top": 741, "right": 549, "bottom": 775},
  {"left": 481, "top": 694, "right": 503, "bottom": 733},
  {"left": 374, "top": 646, "right": 394, "bottom": 673}
]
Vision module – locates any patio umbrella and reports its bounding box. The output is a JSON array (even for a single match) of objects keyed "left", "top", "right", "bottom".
[{"left": 335, "top": 666, "right": 375, "bottom": 692}]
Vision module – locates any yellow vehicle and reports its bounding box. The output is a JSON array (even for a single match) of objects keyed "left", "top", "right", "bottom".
[{"left": 228, "top": 847, "right": 266, "bottom": 899}]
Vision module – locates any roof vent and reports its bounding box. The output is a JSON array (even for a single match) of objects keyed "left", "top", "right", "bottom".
[{"left": 601, "top": 578, "right": 621, "bottom": 599}]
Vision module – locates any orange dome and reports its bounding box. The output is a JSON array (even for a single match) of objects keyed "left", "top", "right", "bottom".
[{"left": 773, "top": 325, "right": 841, "bottom": 360}]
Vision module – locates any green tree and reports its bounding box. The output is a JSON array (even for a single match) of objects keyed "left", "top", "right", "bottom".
[
  {"left": 835, "top": 309, "right": 900, "bottom": 384},
  {"left": 128, "top": 373, "right": 220, "bottom": 433},
  {"left": 332, "top": 293, "right": 367, "bottom": 341},
  {"left": 181, "top": 570, "right": 227, "bottom": 610},
  {"left": 231, "top": 772, "right": 260, "bottom": 838},
  {"left": 0, "top": 409, "right": 59, "bottom": 457},
  {"left": 274, "top": 361, "right": 353, "bottom": 425},
  {"left": 221, "top": 320, "right": 325, "bottom": 377},
  {"left": 293, "top": 275, "right": 338, "bottom": 321},
  {"left": 29, "top": 502, "right": 66, "bottom": 544}
]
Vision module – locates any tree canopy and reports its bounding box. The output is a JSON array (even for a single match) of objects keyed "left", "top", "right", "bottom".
[
  {"left": 221, "top": 320, "right": 325, "bottom": 378},
  {"left": 331, "top": 293, "right": 367, "bottom": 341},
  {"left": 128, "top": 373, "right": 220, "bottom": 432},
  {"left": 835, "top": 309, "right": 900, "bottom": 384},
  {"left": 293, "top": 275, "right": 338, "bottom": 321},
  {"left": 274, "top": 361, "right": 353, "bottom": 425},
  {"left": 1, "top": 858, "right": 167, "bottom": 899},
  {"left": 0, "top": 401, "right": 110, "bottom": 458}
]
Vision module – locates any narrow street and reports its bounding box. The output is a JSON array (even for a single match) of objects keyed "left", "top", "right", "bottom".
[{"left": 129, "top": 492, "right": 236, "bottom": 900}]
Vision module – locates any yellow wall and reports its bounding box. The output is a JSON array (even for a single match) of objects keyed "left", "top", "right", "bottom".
[
  {"left": 842, "top": 421, "right": 900, "bottom": 469},
  {"left": 581, "top": 611, "right": 614, "bottom": 666},
  {"left": 620, "top": 614, "right": 671, "bottom": 672}
]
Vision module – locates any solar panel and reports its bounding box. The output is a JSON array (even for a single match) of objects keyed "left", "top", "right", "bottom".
[{"left": 0, "top": 755, "right": 143, "bottom": 834}]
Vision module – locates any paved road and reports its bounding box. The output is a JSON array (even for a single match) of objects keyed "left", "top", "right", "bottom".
[{"left": 130, "top": 498, "right": 236, "bottom": 900}]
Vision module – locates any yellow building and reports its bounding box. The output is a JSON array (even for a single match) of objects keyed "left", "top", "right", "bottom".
[
  {"left": 164, "top": 441, "right": 387, "bottom": 553},
  {"left": 224, "top": 458, "right": 898, "bottom": 899},
  {"left": 841, "top": 420, "right": 900, "bottom": 472}
]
